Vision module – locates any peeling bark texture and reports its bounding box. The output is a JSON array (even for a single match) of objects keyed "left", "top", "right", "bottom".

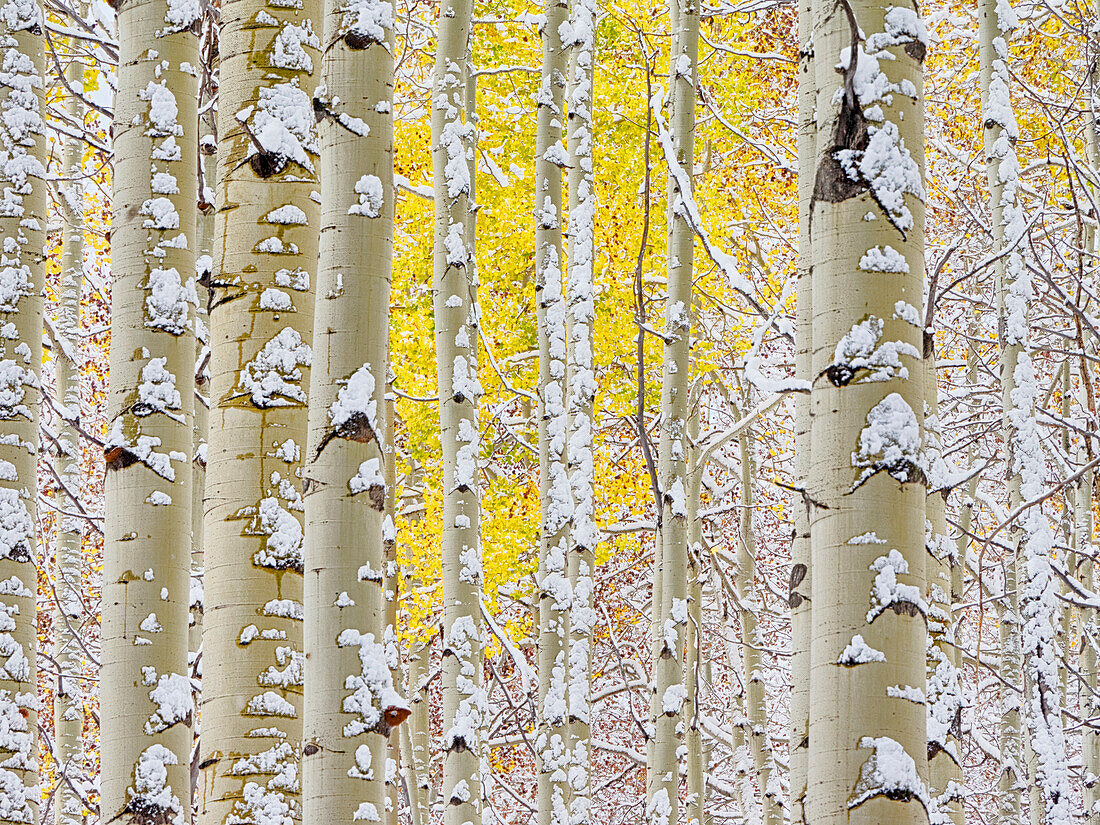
[
  {"left": 431, "top": 2, "right": 485, "bottom": 822},
  {"left": 54, "top": 41, "right": 85, "bottom": 825},
  {"left": 535, "top": 2, "right": 572, "bottom": 823},
  {"left": 805, "top": 0, "right": 928, "bottom": 822},
  {"left": 303, "top": 0, "right": 401, "bottom": 818},
  {"left": 197, "top": 0, "right": 319, "bottom": 813},
  {"left": 650, "top": 3, "right": 698, "bottom": 824},
  {"left": 103, "top": 0, "right": 199, "bottom": 815}
]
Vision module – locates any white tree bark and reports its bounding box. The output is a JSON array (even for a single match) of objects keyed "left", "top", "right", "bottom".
[
  {"left": 197, "top": 0, "right": 319, "bottom": 814},
  {"left": 923, "top": 351, "right": 964, "bottom": 825},
  {"left": 651, "top": 4, "right": 698, "bottom": 823},
  {"left": 805, "top": 0, "right": 929, "bottom": 823},
  {"left": 535, "top": 2, "right": 572, "bottom": 822},
  {"left": 102, "top": 0, "right": 199, "bottom": 816},
  {"left": 53, "top": 44, "right": 85, "bottom": 825},
  {"left": 303, "top": 0, "right": 404, "bottom": 818},
  {"left": 0, "top": 0, "right": 44, "bottom": 818},
  {"left": 790, "top": 0, "right": 815, "bottom": 816},
  {"left": 736, "top": 417, "right": 780, "bottom": 825},
  {"left": 431, "top": 3, "right": 485, "bottom": 822},
  {"left": 397, "top": 457, "right": 430, "bottom": 824},
  {"left": 564, "top": 3, "right": 598, "bottom": 823},
  {"left": 979, "top": 0, "right": 1072, "bottom": 821}
]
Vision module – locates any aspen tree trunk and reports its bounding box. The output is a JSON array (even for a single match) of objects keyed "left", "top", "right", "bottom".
[
  {"left": 922, "top": 351, "right": 964, "bottom": 825},
  {"left": 0, "top": 0, "right": 44, "bottom": 817},
  {"left": 805, "top": 0, "right": 929, "bottom": 821},
  {"left": 303, "top": 0, "right": 402, "bottom": 821},
  {"left": 397, "top": 457, "right": 429, "bottom": 825},
  {"left": 190, "top": 124, "right": 214, "bottom": 815},
  {"left": 383, "top": 393, "right": 401, "bottom": 825},
  {"left": 103, "top": 0, "right": 199, "bottom": 814},
  {"left": 736, "top": 420, "right": 780, "bottom": 825},
  {"left": 535, "top": 2, "right": 572, "bottom": 822},
  {"left": 431, "top": 2, "right": 485, "bottom": 821},
  {"left": 1059, "top": 367, "right": 1073, "bottom": 702},
  {"left": 979, "top": 0, "right": 1072, "bottom": 820},
  {"left": 684, "top": 406, "right": 704, "bottom": 825},
  {"left": 651, "top": 4, "right": 698, "bottom": 823},
  {"left": 720, "top": 581, "right": 759, "bottom": 825},
  {"left": 979, "top": 2, "right": 1022, "bottom": 818},
  {"left": 190, "top": 128, "right": 214, "bottom": 671},
  {"left": 198, "top": 0, "right": 319, "bottom": 812},
  {"left": 1079, "top": 458, "right": 1097, "bottom": 819},
  {"left": 790, "top": 0, "right": 814, "bottom": 815},
  {"left": 1082, "top": 22, "right": 1100, "bottom": 813},
  {"left": 564, "top": 4, "right": 598, "bottom": 823},
  {"left": 54, "top": 48, "right": 84, "bottom": 825}
]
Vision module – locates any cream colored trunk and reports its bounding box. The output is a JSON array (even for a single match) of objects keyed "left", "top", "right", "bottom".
[
  {"left": 53, "top": 49, "right": 84, "bottom": 825},
  {"left": 685, "top": 407, "right": 704, "bottom": 825},
  {"left": 790, "top": 0, "right": 814, "bottom": 814},
  {"left": 190, "top": 131, "right": 213, "bottom": 671},
  {"left": 535, "top": 2, "right": 571, "bottom": 822},
  {"left": 923, "top": 352, "right": 964, "bottom": 825},
  {"left": 0, "top": 0, "right": 44, "bottom": 819},
  {"left": 197, "top": 0, "right": 319, "bottom": 815},
  {"left": 398, "top": 460, "right": 431, "bottom": 822},
  {"left": 102, "top": 0, "right": 199, "bottom": 817},
  {"left": 650, "top": 4, "right": 698, "bottom": 823},
  {"left": 977, "top": 0, "right": 1024, "bottom": 810},
  {"left": 563, "top": 2, "right": 598, "bottom": 822},
  {"left": 303, "top": 0, "right": 398, "bottom": 821},
  {"left": 805, "top": 0, "right": 928, "bottom": 821},
  {"left": 736, "top": 422, "right": 780, "bottom": 825},
  {"left": 383, "top": 394, "right": 401, "bottom": 825},
  {"left": 1079, "top": 462, "right": 1098, "bottom": 819},
  {"left": 432, "top": 2, "right": 484, "bottom": 821}
]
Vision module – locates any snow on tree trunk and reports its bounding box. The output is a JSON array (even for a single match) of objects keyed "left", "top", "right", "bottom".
[
  {"left": 383, "top": 392, "right": 401, "bottom": 825},
  {"left": 431, "top": 2, "right": 485, "bottom": 822},
  {"left": 303, "top": 1, "right": 405, "bottom": 817},
  {"left": 804, "top": 0, "right": 929, "bottom": 823},
  {"left": 564, "top": 4, "right": 598, "bottom": 823},
  {"left": 0, "top": 0, "right": 44, "bottom": 818},
  {"left": 684, "top": 405, "right": 704, "bottom": 825},
  {"left": 736, "top": 418, "right": 781, "bottom": 825},
  {"left": 196, "top": 0, "right": 319, "bottom": 813},
  {"left": 102, "top": 0, "right": 199, "bottom": 816},
  {"left": 922, "top": 351, "right": 964, "bottom": 825},
  {"left": 398, "top": 457, "right": 430, "bottom": 824},
  {"left": 650, "top": 3, "right": 698, "bottom": 823},
  {"left": 535, "top": 2, "right": 572, "bottom": 823},
  {"left": 53, "top": 44, "right": 85, "bottom": 825},
  {"left": 979, "top": 0, "right": 1072, "bottom": 820}
]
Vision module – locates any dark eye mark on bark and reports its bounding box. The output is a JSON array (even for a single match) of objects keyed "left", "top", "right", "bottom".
[
  {"left": 789, "top": 562, "right": 808, "bottom": 608},
  {"left": 810, "top": 0, "right": 868, "bottom": 215}
]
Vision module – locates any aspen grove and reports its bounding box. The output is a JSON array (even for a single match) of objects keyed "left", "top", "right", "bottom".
[{"left": 6, "top": 0, "right": 1100, "bottom": 822}]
